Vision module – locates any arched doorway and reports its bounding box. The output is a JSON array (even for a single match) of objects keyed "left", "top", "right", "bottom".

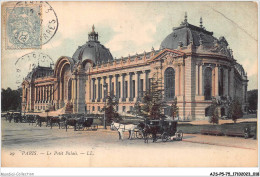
[
  {"left": 164, "top": 67, "right": 175, "bottom": 100},
  {"left": 61, "top": 64, "right": 72, "bottom": 102},
  {"left": 204, "top": 67, "right": 212, "bottom": 100}
]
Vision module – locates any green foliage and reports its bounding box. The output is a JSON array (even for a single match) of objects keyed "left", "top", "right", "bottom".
[
  {"left": 170, "top": 97, "right": 179, "bottom": 119},
  {"left": 208, "top": 98, "right": 219, "bottom": 124},
  {"left": 1, "top": 87, "right": 22, "bottom": 112},
  {"left": 132, "top": 101, "right": 142, "bottom": 117},
  {"left": 247, "top": 89, "right": 258, "bottom": 111},
  {"left": 138, "top": 76, "right": 167, "bottom": 120},
  {"left": 229, "top": 98, "right": 243, "bottom": 123},
  {"left": 103, "top": 95, "right": 121, "bottom": 123}
]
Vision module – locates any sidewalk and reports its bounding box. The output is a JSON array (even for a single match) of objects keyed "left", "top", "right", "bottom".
[
  {"left": 182, "top": 133, "right": 257, "bottom": 150},
  {"left": 179, "top": 118, "right": 257, "bottom": 125}
]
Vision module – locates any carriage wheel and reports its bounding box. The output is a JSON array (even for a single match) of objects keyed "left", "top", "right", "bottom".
[
  {"left": 176, "top": 130, "right": 183, "bottom": 141},
  {"left": 136, "top": 130, "right": 144, "bottom": 139},
  {"left": 162, "top": 132, "right": 169, "bottom": 142}
]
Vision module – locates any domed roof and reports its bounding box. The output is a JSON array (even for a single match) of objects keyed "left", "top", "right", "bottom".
[
  {"left": 160, "top": 15, "right": 217, "bottom": 50},
  {"left": 72, "top": 25, "right": 113, "bottom": 64}
]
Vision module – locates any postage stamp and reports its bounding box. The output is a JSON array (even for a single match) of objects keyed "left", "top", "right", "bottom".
[
  {"left": 6, "top": 4, "right": 42, "bottom": 49},
  {"left": 4, "top": 1, "right": 58, "bottom": 49}
]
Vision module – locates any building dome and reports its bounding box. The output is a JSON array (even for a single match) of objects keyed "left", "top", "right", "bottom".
[
  {"left": 160, "top": 15, "right": 217, "bottom": 50},
  {"left": 72, "top": 25, "right": 113, "bottom": 64}
]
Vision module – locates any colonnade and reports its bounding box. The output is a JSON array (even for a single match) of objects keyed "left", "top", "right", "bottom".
[
  {"left": 91, "top": 70, "right": 150, "bottom": 103},
  {"left": 35, "top": 85, "right": 54, "bottom": 103}
]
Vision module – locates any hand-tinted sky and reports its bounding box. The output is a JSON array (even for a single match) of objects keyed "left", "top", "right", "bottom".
[{"left": 2, "top": 1, "right": 258, "bottom": 90}]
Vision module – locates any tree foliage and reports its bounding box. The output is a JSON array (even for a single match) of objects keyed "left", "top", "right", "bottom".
[
  {"left": 1, "top": 87, "right": 22, "bottom": 112},
  {"left": 247, "top": 89, "right": 258, "bottom": 111},
  {"left": 103, "top": 95, "right": 121, "bottom": 123},
  {"left": 138, "top": 75, "right": 167, "bottom": 120},
  {"left": 170, "top": 97, "right": 179, "bottom": 119},
  {"left": 208, "top": 97, "right": 219, "bottom": 124},
  {"left": 229, "top": 98, "right": 243, "bottom": 123}
]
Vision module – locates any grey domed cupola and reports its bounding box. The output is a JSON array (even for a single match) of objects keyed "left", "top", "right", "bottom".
[
  {"left": 72, "top": 25, "right": 113, "bottom": 65},
  {"left": 160, "top": 14, "right": 216, "bottom": 50},
  {"left": 88, "top": 25, "right": 99, "bottom": 42}
]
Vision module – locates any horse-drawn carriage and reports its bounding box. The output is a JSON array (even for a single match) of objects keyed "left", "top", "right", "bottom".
[
  {"left": 111, "top": 119, "right": 183, "bottom": 143},
  {"left": 137, "top": 119, "right": 183, "bottom": 143},
  {"left": 58, "top": 114, "right": 98, "bottom": 131}
]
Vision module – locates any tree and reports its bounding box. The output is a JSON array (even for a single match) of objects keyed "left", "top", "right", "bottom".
[
  {"left": 1, "top": 87, "right": 22, "bottom": 112},
  {"left": 229, "top": 98, "right": 243, "bottom": 123},
  {"left": 103, "top": 95, "right": 121, "bottom": 124},
  {"left": 132, "top": 101, "right": 142, "bottom": 118},
  {"left": 247, "top": 89, "right": 258, "bottom": 111},
  {"left": 138, "top": 75, "right": 167, "bottom": 120},
  {"left": 170, "top": 97, "right": 179, "bottom": 120},
  {"left": 208, "top": 97, "right": 219, "bottom": 124}
]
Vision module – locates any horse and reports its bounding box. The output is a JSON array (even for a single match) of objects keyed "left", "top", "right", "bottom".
[
  {"left": 137, "top": 122, "right": 160, "bottom": 143},
  {"left": 48, "top": 116, "right": 61, "bottom": 129},
  {"left": 110, "top": 121, "right": 138, "bottom": 140},
  {"left": 26, "top": 115, "right": 36, "bottom": 125},
  {"left": 36, "top": 116, "right": 48, "bottom": 127},
  {"left": 65, "top": 118, "right": 77, "bottom": 131}
]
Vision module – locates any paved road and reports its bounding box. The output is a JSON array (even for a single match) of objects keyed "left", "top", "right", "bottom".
[{"left": 1, "top": 119, "right": 258, "bottom": 167}]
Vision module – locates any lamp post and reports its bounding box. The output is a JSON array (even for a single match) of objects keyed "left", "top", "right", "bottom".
[{"left": 103, "top": 83, "right": 108, "bottom": 129}]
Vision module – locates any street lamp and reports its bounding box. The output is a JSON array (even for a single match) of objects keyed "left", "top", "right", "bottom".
[{"left": 103, "top": 83, "right": 108, "bottom": 129}]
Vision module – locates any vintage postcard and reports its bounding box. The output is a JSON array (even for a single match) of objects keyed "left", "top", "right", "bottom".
[{"left": 1, "top": 0, "right": 258, "bottom": 173}]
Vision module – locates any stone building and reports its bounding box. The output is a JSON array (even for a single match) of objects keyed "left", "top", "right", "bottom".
[{"left": 21, "top": 15, "right": 249, "bottom": 120}]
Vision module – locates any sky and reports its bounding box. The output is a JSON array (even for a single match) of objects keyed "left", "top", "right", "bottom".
[{"left": 1, "top": 1, "right": 258, "bottom": 90}]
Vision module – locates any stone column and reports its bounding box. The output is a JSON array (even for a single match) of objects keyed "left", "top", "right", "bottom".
[
  {"left": 199, "top": 64, "right": 203, "bottom": 96},
  {"left": 103, "top": 76, "right": 107, "bottom": 101},
  {"left": 109, "top": 75, "right": 113, "bottom": 96},
  {"left": 214, "top": 65, "right": 219, "bottom": 97},
  {"left": 97, "top": 77, "right": 101, "bottom": 101},
  {"left": 224, "top": 68, "right": 229, "bottom": 97},
  {"left": 121, "top": 74, "right": 125, "bottom": 101},
  {"left": 196, "top": 64, "right": 199, "bottom": 95},
  {"left": 129, "top": 73, "right": 133, "bottom": 101},
  {"left": 115, "top": 74, "right": 119, "bottom": 99},
  {"left": 75, "top": 73, "right": 86, "bottom": 113},
  {"left": 92, "top": 78, "right": 95, "bottom": 101},
  {"left": 181, "top": 64, "right": 185, "bottom": 96},
  {"left": 175, "top": 66, "right": 179, "bottom": 96},
  {"left": 134, "top": 71, "right": 139, "bottom": 101},
  {"left": 108, "top": 75, "right": 112, "bottom": 96},
  {"left": 144, "top": 70, "right": 149, "bottom": 92}
]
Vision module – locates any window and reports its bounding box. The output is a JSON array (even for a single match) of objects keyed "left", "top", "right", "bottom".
[
  {"left": 116, "top": 106, "right": 119, "bottom": 111},
  {"left": 98, "top": 106, "right": 100, "bottom": 112},
  {"left": 123, "top": 106, "right": 126, "bottom": 112},
  {"left": 92, "top": 106, "right": 95, "bottom": 111},
  {"left": 204, "top": 67, "right": 212, "bottom": 100},
  {"left": 164, "top": 67, "right": 175, "bottom": 100},
  {"left": 130, "top": 106, "right": 133, "bottom": 112}
]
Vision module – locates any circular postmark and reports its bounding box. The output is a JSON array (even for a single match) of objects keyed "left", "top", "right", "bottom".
[
  {"left": 15, "top": 52, "right": 54, "bottom": 86},
  {"left": 6, "top": 1, "right": 58, "bottom": 49}
]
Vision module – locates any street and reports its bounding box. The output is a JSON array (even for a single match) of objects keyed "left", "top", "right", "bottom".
[{"left": 1, "top": 119, "right": 258, "bottom": 167}]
